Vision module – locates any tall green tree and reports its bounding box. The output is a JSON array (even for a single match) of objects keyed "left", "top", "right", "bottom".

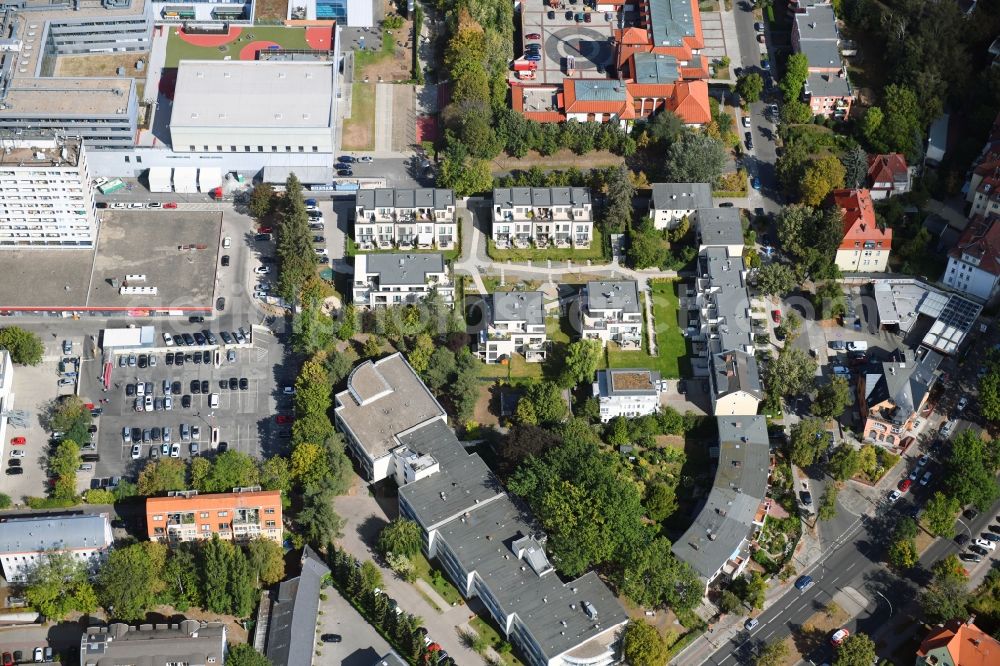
[
  {"left": 826, "top": 444, "right": 860, "bottom": 482},
  {"left": 603, "top": 164, "right": 636, "bottom": 233},
  {"left": 616, "top": 537, "right": 701, "bottom": 612},
  {"left": 276, "top": 173, "right": 319, "bottom": 303},
  {"left": 923, "top": 492, "right": 960, "bottom": 538},
  {"left": 201, "top": 535, "right": 235, "bottom": 614},
  {"left": 97, "top": 543, "right": 166, "bottom": 621},
  {"left": 789, "top": 417, "right": 828, "bottom": 468},
  {"left": 833, "top": 633, "right": 877, "bottom": 666},
  {"left": 228, "top": 546, "right": 257, "bottom": 618},
  {"left": 521, "top": 381, "right": 567, "bottom": 425},
  {"left": 755, "top": 263, "right": 796, "bottom": 297},
  {"left": 137, "top": 458, "right": 188, "bottom": 496},
  {"left": 24, "top": 551, "right": 97, "bottom": 621},
  {"left": 377, "top": 519, "right": 423, "bottom": 559},
  {"left": 559, "top": 339, "right": 603, "bottom": 388},
  {"left": 800, "top": 155, "right": 846, "bottom": 206},
  {"left": 197, "top": 450, "right": 260, "bottom": 494},
  {"left": 733, "top": 571, "right": 767, "bottom": 610},
  {"left": 841, "top": 145, "right": 869, "bottom": 189},
  {"left": 247, "top": 537, "right": 286, "bottom": 587},
  {"left": 921, "top": 555, "right": 969, "bottom": 623},
  {"left": 662, "top": 131, "right": 727, "bottom": 184},
  {"left": 812, "top": 377, "right": 852, "bottom": 420},
  {"left": 979, "top": 361, "right": 1000, "bottom": 423},
  {"left": 227, "top": 644, "right": 272, "bottom": 666},
  {"left": 766, "top": 347, "right": 817, "bottom": 404},
  {"left": 0, "top": 326, "right": 44, "bottom": 365},
  {"left": 876, "top": 85, "right": 924, "bottom": 160},
  {"left": 755, "top": 641, "right": 789, "bottom": 666},
  {"left": 736, "top": 72, "right": 764, "bottom": 104},
  {"left": 780, "top": 53, "right": 810, "bottom": 103},
  {"left": 248, "top": 182, "right": 275, "bottom": 219},
  {"left": 621, "top": 621, "right": 668, "bottom": 666},
  {"left": 944, "top": 430, "right": 1000, "bottom": 510}
]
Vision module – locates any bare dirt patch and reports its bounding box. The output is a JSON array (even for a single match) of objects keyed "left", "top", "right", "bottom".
[
  {"left": 255, "top": 0, "right": 289, "bottom": 21},
  {"left": 355, "top": 25, "right": 413, "bottom": 83},
  {"left": 472, "top": 384, "right": 500, "bottom": 427},
  {"left": 55, "top": 52, "right": 150, "bottom": 78},
  {"left": 491, "top": 149, "right": 624, "bottom": 174},
  {"left": 784, "top": 603, "right": 850, "bottom": 664}
]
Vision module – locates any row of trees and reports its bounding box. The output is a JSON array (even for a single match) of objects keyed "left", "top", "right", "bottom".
[
  {"left": 506, "top": 418, "right": 702, "bottom": 613},
  {"left": 274, "top": 175, "right": 320, "bottom": 303},
  {"left": 22, "top": 536, "right": 284, "bottom": 622},
  {"left": 136, "top": 450, "right": 288, "bottom": 497}
]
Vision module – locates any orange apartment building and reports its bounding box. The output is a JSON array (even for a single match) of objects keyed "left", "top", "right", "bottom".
[
  {"left": 512, "top": 0, "right": 711, "bottom": 127},
  {"left": 145, "top": 489, "right": 283, "bottom": 544}
]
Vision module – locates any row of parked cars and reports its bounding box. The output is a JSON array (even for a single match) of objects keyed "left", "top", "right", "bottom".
[
  {"left": 956, "top": 508, "right": 1000, "bottom": 564},
  {"left": 1, "top": 647, "right": 52, "bottom": 664}
]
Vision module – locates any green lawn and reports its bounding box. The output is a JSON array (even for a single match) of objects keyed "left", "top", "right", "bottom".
[
  {"left": 478, "top": 353, "right": 544, "bottom": 379},
  {"left": 486, "top": 228, "right": 607, "bottom": 262},
  {"left": 355, "top": 28, "right": 395, "bottom": 71},
  {"left": 606, "top": 283, "right": 687, "bottom": 379},
  {"left": 164, "top": 26, "right": 311, "bottom": 67},
  {"left": 469, "top": 616, "right": 525, "bottom": 666},
  {"left": 411, "top": 553, "right": 464, "bottom": 606},
  {"left": 342, "top": 82, "right": 376, "bottom": 151}
]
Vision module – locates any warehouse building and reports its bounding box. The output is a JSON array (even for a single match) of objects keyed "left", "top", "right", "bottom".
[{"left": 169, "top": 60, "right": 337, "bottom": 156}]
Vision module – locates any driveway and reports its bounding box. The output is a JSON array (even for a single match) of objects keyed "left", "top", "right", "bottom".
[
  {"left": 333, "top": 488, "right": 486, "bottom": 666},
  {"left": 316, "top": 585, "right": 395, "bottom": 666}
]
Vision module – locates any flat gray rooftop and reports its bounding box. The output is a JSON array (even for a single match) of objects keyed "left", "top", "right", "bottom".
[
  {"left": 697, "top": 208, "right": 744, "bottom": 248},
  {"left": 651, "top": 182, "right": 712, "bottom": 211},
  {"left": 363, "top": 253, "right": 446, "bottom": 286},
  {"left": 0, "top": 77, "right": 135, "bottom": 117},
  {"left": 334, "top": 353, "right": 446, "bottom": 461},
  {"left": 0, "top": 513, "right": 109, "bottom": 554},
  {"left": 493, "top": 291, "right": 545, "bottom": 325},
  {"left": 0, "top": 211, "right": 221, "bottom": 312},
  {"left": 586, "top": 280, "right": 640, "bottom": 313}
]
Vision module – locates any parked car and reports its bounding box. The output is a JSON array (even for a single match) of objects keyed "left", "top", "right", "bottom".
[
  {"left": 898, "top": 479, "right": 912, "bottom": 493},
  {"left": 794, "top": 575, "right": 813, "bottom": 592},
  {"left": 830, "top": 629, "right": 850, "bottom": 646}
]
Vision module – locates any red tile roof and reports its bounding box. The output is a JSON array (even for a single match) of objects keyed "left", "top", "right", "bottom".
[
  {"left": 950, "top": 214, "right": 1000, "bottom": 277},
  {"left": 831, "top": 188, "right": 892, "bottom": 250},
  {"left": 672, "top": 80, "right": 711, "bottom": 125},
  {"left": 867, "top": 153, "right": 908, "bottom": 187},
  {"left": 917, "top": 620, "right": 1000, "bottom": 666}
]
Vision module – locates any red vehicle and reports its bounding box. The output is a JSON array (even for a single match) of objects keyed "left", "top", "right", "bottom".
[
  {"left": 525, "top": 32, "right": 541, "bottom": 39},
  {"left": 275, "top": 415, "right": 294, "bottom": 424},
  {"left": 2, "top": 652, "right": 13, "bottom": 666},
  {"left": 259, "top": 226, "right": 273, "bottom": 234},
  {"left": 513, "top": 60, "right": 537, "bottom": 72},
  {"left": 898, "top": 479, "right": 912, "bottom": 493},
  {"left": 163, "top": 202, "right": 178, "bottom": 209},
  {"left": 10, "top": 437, "right": 25, "bottom": 446},
  {"left": 771, "top": 309, "right": 781, "bottom": 323}
]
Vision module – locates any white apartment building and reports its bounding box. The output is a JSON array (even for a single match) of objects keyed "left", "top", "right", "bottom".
[
  {"left": 354, "top": 188, "right": 457, "bottom": 251},
  {"left": 593, "top": 369, "right": 661, "bottom": 422},
  {"left": 0, "top": 513, "right": 113, "bottom": 582},
  {"left": 942, "top": 214, "right": 1000, "bottom": 301},
  {"left": 352, "top": 253, "right": 454, "bottom": 308},
  {"left": 648, "top": 182, "right": 712, "bottom": 230},
  {"left": 478, "top": 291, "right": 548, "bottom": 364},
  {"left": 0, "top": 137, "right": 96, "bottom": 250},
  {"left": 492, "top": 187, "right": 594, "bottom": 249},
  {"left": 579, "top": 280, "right": 643, "bottom": 348}
]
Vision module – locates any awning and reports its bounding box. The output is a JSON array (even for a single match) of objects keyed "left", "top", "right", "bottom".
[
  {"left": 147, "top": 167, "right": 173, "bottom": 193},
  {"left": 198, "top": 168, "right": 222, "bottom": 192},
  {"left": 173, "top": 167, "right": 198, "bottom": 193},
  {"left": 263, "top": 165, "right": 332, "bottom": 185}
]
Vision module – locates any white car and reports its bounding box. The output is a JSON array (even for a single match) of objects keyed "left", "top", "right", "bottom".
[
  {"left": 144, "top": 395, "right": 154, "bottom": 412},
  {"left": 9, "top": 449, "right": 25, "bottom": 458},
  {"left": 131, "top": 444, "right": 141, "bottom": 459},
  {"left": 162, "top": 332, "right": 174, "bottom": 346},
  {"left": 742, "top": 116, "right": 751, "bottom": 128},
  {"left": 957, "top": 397, "right": 969, "bottom": 412},
  {"left": 887, "top": 490, "right": 901, "bottom": 503},
  {"left": 975, "top": 538, "right": 996, "bottom": 551},
  {"left": 941, "top": 420, "right": 956, "bottom": 438},
  {"left": 314, "top": 247, "right": 328, "bottom": 256},
  {"left": 920, "top": 471, "right": 932, "bottom": 486},
  {"left": 170, "top": 443, "right": 180, "bottom": 458},
  {"left": 136, "top": 382, "right": 145, "bottom": 396},
  {"left": 164, "top": 396, "right": 173, "bottom": 411},
  {"left": 283, "top": 386, "right": 295, "bottom": 395},
  {"left": 254, "top": 266, "right": 270, "bottom": 275},
  {"left": 122, "top": 427, "right": 130, "bottom": 443},
  {"left": 223, "top": 236, "right": 232, "bottom": 249}
]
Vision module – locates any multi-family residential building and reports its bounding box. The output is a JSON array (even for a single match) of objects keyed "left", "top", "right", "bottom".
[
  {"left": 942, "top": 214, "right": 1000, "bottom": 300},
  {"left": 256, "top": 546, "right": 331, "bottom": 666},
  {"left": 578, "top": 280, "right": 643, "bottom": 349},
  {"left": 353, "top": 188, "right": 457, "bottom": 251},
  {"left": 352, "top": 253, "right": 453, "bottom": 308},
  {"left": 648, "top": 182, "right": 712, "bottom": 230},
  {"left": 145, "top": 489, "right": 283, "bottom": 544},
  {"left": 0, "top": 137, "right": 97, "bottom": 250},
  {"left": 0, "top": 512, "right": 113, "bottom": 582},
  {"left": 592, "top": 368, "right": 662, "bottom": 422},
  {"left": 689, "top": 208, "right": 763, "bottom": 417},
  {"left": 866, "top": 153, "right": 911, "bottom": 199},
  {"left": 965, "top": 111, "right": 1000, "bottom": 219},
  {"left": 857, "top": 347, "right": 941, "bottom": 448},
  {"left": 491, "top": 187, "right": 594, "bottom": 249},
  {"left": 81, "top": 621, "right": 227, "bottom": 666},
  {"left": 672, "top": 416, "right": 771, "bottom": 591},
  {"left": 916, "top": 618, "right": 1000, "bottom": 666},
  {"left": 791, "top": 5, "right": 853, "bottom": 118},
  {"left": 477, "top": 291, "right": 548, "bottom": 364},
  {"left": 334, "top": 353, "right": 448, "bottom": 482},
  {"left": 832, "top": 189, "right": 892, "bottom": 272}
]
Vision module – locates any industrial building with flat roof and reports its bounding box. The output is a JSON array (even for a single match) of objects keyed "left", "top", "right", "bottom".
[
  {"left": 170, "top": 60, "right": 336, "bottom": 155},
  {"left": 337, "top": 352, "right": 630, "bottom": 666},
  {"left": 0, "top": 136, "right": 98, "bottom": 250}
]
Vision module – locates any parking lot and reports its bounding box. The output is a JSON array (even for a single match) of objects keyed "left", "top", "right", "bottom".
[
  {"left": 518, "top": 0, "right": 617, "bottom": 84},
  {"left": 77, "top": 326, "right": 290, "bottom": 483}
]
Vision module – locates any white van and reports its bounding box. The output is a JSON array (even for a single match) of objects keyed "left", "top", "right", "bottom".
[
  {"left": 846, "top": 341, "right": 868, "bottom": 352},
  {"left": 209, "top": 393, "right": 220, "bottom": 408}
]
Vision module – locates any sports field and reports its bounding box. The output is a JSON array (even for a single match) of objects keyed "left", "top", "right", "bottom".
[{"left": 163, "top": 25, "right": 334, "bottom": 67}]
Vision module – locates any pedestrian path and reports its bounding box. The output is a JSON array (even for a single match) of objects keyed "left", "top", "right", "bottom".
[{"left": 374, "top": 84, "right": 394, "bottom": 153}]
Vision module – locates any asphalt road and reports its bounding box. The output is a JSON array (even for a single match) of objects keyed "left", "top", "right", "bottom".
[{"left": 701, "top": 491, "right": 1000, "bottom": 665}]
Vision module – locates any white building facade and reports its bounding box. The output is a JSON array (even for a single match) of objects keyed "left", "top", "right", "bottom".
[
  {"left": 492, "top": 187, "right": 594, "bottom": 249},
  {"left": 478, "top": 291, "right": 548, "bottom": 364},
  {"left": 352, "top": 253, "right": 454, "bottom": 308},
  {"left": 353, "top": 188, "right": 457, "bottom": 251},
  {"left": 579, "top": 280, "right": 643, "bottom": 348},
  {"left": 648, "top": 182, "right": 712, "bottom": 230},
  {"left": 0, "top": 138, "right": 96, "bottom": 250},
  {"left": 0, "top": 513, "right": 113, "bottom": 582},
  {"left": 942, "top": 215, "right": 1000, "bottom": 301},
  {"left": 593, "top": 369, "right": 661, "bottom": 422}
]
